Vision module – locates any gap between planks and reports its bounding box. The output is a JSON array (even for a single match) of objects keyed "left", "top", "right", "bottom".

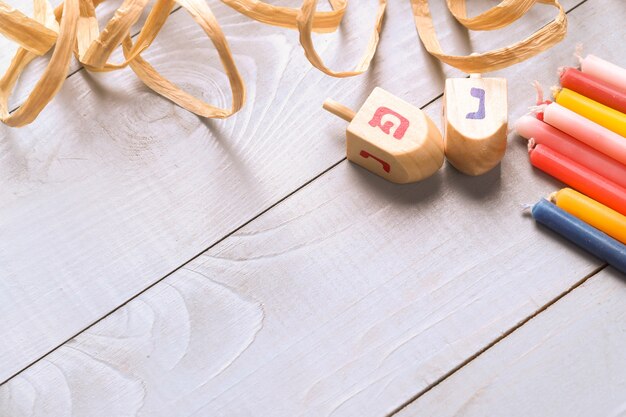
[
  {"left": 0, "top": 0, "right": 590, "bottom": 391},
  {"left": 0, "top": 86, "right": 442, "bottom": 386},
  {"left": 388, "top": 262, "right": 608, "bottom": 417},
  {"left": 387, "top": 1, "right": 597, "bottom": 412}
]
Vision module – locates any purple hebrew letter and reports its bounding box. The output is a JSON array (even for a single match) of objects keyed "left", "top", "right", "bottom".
[
  {"left": 368, "top": 107, "right": 410, "bottom": 140},
  {"left": 466, "top": 88, "right": 486, "bottom": 120}
]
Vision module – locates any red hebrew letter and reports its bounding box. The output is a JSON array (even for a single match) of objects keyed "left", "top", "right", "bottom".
[
  {"left": 360, "top": 150, "right": 391, "bottom": 173},
  {"left": 368, "top": 107, "right": 410, "bottom": 140}
]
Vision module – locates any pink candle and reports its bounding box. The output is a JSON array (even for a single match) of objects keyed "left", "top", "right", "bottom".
[
  {"left": 541, "top": 102, "right": 626, "bottom": 166},
  {"left": 516, "top": 115, "right": 626, "bottom": 189},
  {"left": 579, "top": 54, "right": 626, "bottom": 92}
]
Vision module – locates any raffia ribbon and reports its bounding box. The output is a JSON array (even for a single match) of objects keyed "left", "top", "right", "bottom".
[
  {"left": 0, "top": 0, "right": 566, "bottom": 127},
  {"left": 411, "top": 0, "right": 567, "bottom": 73}
]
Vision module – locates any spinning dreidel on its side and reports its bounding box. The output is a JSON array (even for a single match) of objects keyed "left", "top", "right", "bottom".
[
  {"left": 323, "top": 87, "right": 444, "bottom": 184},
  {"left": 443, "top": 74, "right": 508, "bottom": 176}
]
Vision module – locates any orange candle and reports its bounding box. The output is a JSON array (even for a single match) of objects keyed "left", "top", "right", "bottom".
[
  {"left": 551, "top": 188, "right": 626, "bottom": 245},
  {"left": 528, "top": 142, "right": 626, "bottom": 216}
]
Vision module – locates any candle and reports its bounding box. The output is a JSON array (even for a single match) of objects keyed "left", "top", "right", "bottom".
[
  {"left": 554, "top": 88, "right": 626, "bottom": 137},
  {"left": 579, "top": 54, "right": 626, "bottom": 93},
  {"left": 528, "top": 142, "right": 626, "bottom": 216},
  {"left": 542, "top": 102, "right": 626, "bottom": 166},
  {"left": 560, "top": 67, "right": 626, "bottom": 114},
  {"left": 516, "top": 115, "right": 626, "bottom": 189},
  {"left": 551, "top": 188, "right": 626, "bottom": 245},
  {"left": 531, "top": 199, "right": 626, "bottom": 275}
]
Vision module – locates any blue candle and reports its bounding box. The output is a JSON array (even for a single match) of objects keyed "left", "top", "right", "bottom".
[{"left": 532, "top": 198, "right": 626, "bottom": 274}]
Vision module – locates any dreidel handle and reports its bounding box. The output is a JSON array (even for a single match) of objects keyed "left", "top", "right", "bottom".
[{"left": 323, "top": 99, "right": 356, "bottom": 122}]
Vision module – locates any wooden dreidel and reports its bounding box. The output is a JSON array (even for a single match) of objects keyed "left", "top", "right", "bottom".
[
  {"left": 443, "top": 74, "right": 508, "bottom": 175},
  {"left": 323, "top": 87, "right": 444, "bottom": 184}
]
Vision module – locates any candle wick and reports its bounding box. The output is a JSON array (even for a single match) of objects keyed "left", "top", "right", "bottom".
[
  {"left": 528, "top": 104, "right": 547, "bottom": 115},
  {"left": 548, "top": 192, "right": 558, "bottom": 204},
  {"left": 527, "top": 138, "right": 537, "bottom": 154},
  {"left": 574, "top": 43, "right": 584, "bottom": 63},
  {"left": 520, "top": 203, "right": 534, "bottom": 216},
  {"left": 532, "top": 80, "right": 544, "bottom": 105}
]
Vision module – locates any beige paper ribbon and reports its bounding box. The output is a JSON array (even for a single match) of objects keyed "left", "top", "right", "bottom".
[
  {"left": 297, "top": 0, "right": 386, "bottom": 77},
  {"left": 123, "top": 0, "right": 245, "bottom": 118},
  {"left": 0, "top": 0, "right": 244, "bottom": 126},
  {"left": 411, "top": 0, "right": 567, "bottom": 73},
  {"left": 220, "top": 0, "right": 346, "bottom": 33},
  {"left": 0, "top": 0, "right": 57, "bottom": 55},
  {"left": 0, "top": 0, "right": 567, "bottom": 127},
  {"left": 0, "top": 0, "right": 76, "bottom": 127}
]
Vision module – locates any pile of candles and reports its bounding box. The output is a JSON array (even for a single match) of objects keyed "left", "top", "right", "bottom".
[{"left": 516, "top": 53, "right": 626, "bottom": 274}]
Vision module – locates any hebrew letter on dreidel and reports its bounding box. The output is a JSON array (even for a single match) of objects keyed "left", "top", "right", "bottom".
[
  {"left": 360, "top": 150, "right": 391, "bottom": 173},
  {"left": 323, "top": 87, "right": 445, "bottom": 183},
  {"left": 466, "top": 88, "right": 486, "bottom": 120},
  {"left": 443, "top": 77, "right": 507, "bottom": 176},
  {"left": 368, "top": 107, "right": 410, "bottom": 139}
]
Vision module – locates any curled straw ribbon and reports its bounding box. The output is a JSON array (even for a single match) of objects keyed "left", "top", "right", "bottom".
[{"left": 0, "top": 0, "right": 566, "bottom": 127}]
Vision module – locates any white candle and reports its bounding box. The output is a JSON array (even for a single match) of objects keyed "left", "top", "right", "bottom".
[
  {"left": 542, "top": 102, "right": 626, "bottom": 166},
  {"left": 580, "top": 54, "right": 626, "bottom": 92}
]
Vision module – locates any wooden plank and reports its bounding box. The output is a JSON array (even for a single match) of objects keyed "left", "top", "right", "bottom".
[
  {"left": 0, "top": 0, "right": 510, "bottom": 381},
  {"left": 395, "top": 267, "right": 626, "bottom": 417},
  {"left": 0, "top": 3, "right": 620, "bottom": 415}
]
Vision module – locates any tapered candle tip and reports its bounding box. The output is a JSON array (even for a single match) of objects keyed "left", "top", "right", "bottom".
[{"left": 550, "top": 85, "right": 561, "bottom": 100}]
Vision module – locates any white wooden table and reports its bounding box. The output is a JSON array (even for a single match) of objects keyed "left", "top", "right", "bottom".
[{"left": 1, "top": 1, "right": 625, "bottom": 416}]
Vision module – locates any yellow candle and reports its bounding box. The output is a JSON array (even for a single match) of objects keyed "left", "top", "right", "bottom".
[
  {"left": 550, "top": 188, "right": 626, "bottom": 245},
  {"left": 555, "top": 88, "right": 626, "bottom": 137}
]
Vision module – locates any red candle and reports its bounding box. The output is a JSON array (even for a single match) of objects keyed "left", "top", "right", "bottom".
[
  {"left": 528, "top": 143, "right": 626, "bottom": 216},
  {"left": 560, "top": 67, "right": 626, "bottom": 114},
  {"left": 516, "top": 115, "right": 626, "bottom": 189}
]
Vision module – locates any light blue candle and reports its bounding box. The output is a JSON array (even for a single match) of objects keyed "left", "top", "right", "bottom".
[{"left": 532, "top": 198, "right": 626, "bottom": 274}]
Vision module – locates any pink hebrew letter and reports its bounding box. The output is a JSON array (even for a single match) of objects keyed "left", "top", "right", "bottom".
[{"left": 368, "top": 107, "right": 410, "bottom": 140}]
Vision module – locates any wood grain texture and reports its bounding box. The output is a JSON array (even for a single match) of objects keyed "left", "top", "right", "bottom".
[
  {"left": 1, "top": 2, "right": 623, "bottom": 416},
  {"left": 395, "top": 267, "right": 626, "bottom": 417},
  {"left": 0, "top": 0, "right": 504, "bottom": 381}
]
